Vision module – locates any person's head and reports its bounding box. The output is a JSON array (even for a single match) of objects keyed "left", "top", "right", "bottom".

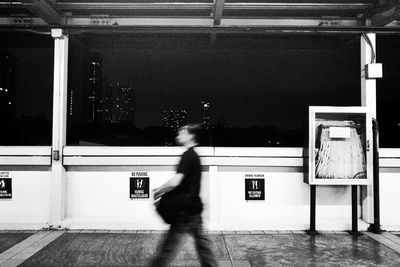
[{"left": 176, "top": 124, "right": 201, "bottom": 146}]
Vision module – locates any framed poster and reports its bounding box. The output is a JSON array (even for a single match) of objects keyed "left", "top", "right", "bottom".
[{"left": 305, "top": 106, "right": 372, "bottom": 185}]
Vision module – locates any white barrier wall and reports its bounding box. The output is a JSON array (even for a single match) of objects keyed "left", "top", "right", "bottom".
[
  {"left": 0, "top": 146, "right": 399, "bottom": 231},
  {"left": 379, "top": 149, "right": 400, "bottom": 230},
  {"left": 0, "top": 147, "right": 52, "bottom": 229}
]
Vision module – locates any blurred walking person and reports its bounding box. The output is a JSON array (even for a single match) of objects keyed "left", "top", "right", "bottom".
[{"left": 151, "top": 124, "right": 217, "bottom": 267}]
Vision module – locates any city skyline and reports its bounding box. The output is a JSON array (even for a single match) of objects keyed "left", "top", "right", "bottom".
[{"left": 1, "top": 33, "right": 399, "bottom": 147}]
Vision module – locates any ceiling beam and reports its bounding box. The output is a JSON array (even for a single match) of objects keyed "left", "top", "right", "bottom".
[
  {"left": 22, "top": 0, "right": 62, "bottom": 25},
  {"left": 213, "top": 0, "right": 225, "bottom": 26},
  {"left": 2, "top": 23, "right": 400, "bottom": 34},
  {"left": 54, "top": 2, "right": 373, "bottom": 12}
]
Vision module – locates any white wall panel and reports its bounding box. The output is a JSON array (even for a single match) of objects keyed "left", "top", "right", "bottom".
[{"left": 0, "top": 171, "right": 51, "bottom": 227}]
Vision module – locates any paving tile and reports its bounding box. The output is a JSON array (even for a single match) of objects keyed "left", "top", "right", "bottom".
[
  {"left": 108, "top": 230, "right": 124, "bottom": 234},
  {"left": 232, "top": 260, "right": 251, "bottom": 267},
  {"left": 207, "top": 231, "right": 222, "bottom": 235},
  {"left": 218, "top": 260, "right": 232, "bottom": 267},
  {"left": 66, "top": 229, "right": 82, "bottom": 233},
  {"left": 0, "top": 251, "right": 15, "bottom": 260},
  {"left": 12, "top": 250, "right": 38, "bottom": 260},
  {"left": 123, "top": 230, "right": 138, "bottom": 234},
  {"left": 94, "top": 230, "right": 110, "bottom": 233},
  {"left": 79, "top": 230, "right": 95, "bottom": 233},
  {"left": 236, "top": 231, "right": 250, "bottom": 235},
  {"left": 222, "top": 231, "right": 236, "bottom": 235},
  {"left": 151, "top": 230, "right": 167, "bottom": 234},
  {"left": 263, "top": 230, "right": 279, "bottom": 234},
  {"left": 0, "top": 258, "right": 26, "bottom": 267},
  {"left": 250, "top": 230, "right": 264, "bottom": 235},
  {"left": 334, "top": 231, "right": 349, "bottom": 235},
  {"left": 291, "top": 231, "right": 306, "bottom": 234},
  {"left": 277, "top": 230, "right": 291, "bottom": 234},
  {"left": 9, "top": 229, "right": 400, "bottom": 267},
  {"left": 319, "top": 230, "right": 335, "bottom": 234},
  {"left": 136, "top": 230, "right": 152, "bottom": 234}
]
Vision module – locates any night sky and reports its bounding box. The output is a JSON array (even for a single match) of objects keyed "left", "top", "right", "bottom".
[
  {"left": 2, "top": 32, "right": 399, "bottom": 146},
  {"left": 97, "top": 45, "right": 360, "bottom": 130}
]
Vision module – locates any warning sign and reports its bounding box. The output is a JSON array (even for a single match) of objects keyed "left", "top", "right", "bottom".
[
  {"left": 0, "top": 172, "right": 12, "bottom": 199},
  {"left": 245, "top": 174, "right": 265, "bottom": 201},
  {"left": 130, "top": 172, "right": 149, "bottom": 199}
]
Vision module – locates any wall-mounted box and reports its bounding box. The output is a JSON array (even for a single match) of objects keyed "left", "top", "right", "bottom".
[{"left": 304, "top": 106, "right": 372, "bottom": 185}]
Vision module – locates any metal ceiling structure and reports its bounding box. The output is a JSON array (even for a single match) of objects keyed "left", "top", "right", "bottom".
[{"left": 0, "top": 0, "right": 400, "bottom": 34}]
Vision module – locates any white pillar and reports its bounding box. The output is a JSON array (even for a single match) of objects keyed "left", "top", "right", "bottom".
[
  {"left": 208, "top": 165, "right": 219, "bottom": 230},
  {"left": 361, "top": 33, "right": 376, "bottom": 224},
  {"left": 50, "top": 29, "right": 68, "bottom": 226}
]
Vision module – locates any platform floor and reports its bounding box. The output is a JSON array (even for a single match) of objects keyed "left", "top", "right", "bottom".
[{"left": 1, "top": 230, "right": 400, "bottom": 266}]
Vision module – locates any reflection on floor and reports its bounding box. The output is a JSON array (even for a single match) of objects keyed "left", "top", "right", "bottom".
[{"left": 0, "top": 230, "right": 399, "bottom": 266}]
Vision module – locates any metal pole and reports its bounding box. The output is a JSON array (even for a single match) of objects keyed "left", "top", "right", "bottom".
[
  {"left": 351, "top": 185, "right": 358, "bottom": 233},
  {"left": 371, "top": 118, "right": 381, "bottom": 233},
  {"left": 309, "top": 185, "right": 316, "bottom": 233}
]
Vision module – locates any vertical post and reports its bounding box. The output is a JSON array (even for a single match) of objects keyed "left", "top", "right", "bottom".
[
  {"left": 351, "top": 185, "right": 358, "bottom": 233},
  {"left": 50, "top": 29, "right": 68, "bottom": 227},
  {"left": 371, "top": 119, "right": 381, "bottom": 233},
  {"left": 360, "top": 33, "right": 376, "bottom": 224},
  {"left": 208, "top": 165, "right": 219, "bottom": 230},
  {"left": 309, "top": 185, "right": 316, "bottom": 233}
]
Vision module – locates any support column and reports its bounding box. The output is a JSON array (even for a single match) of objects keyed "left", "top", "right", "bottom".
[
  {"left": 49, "top": 29, "right": 68, "bottom": 226},
  {"left": 361, "top": 33, "right": 376, "bottom": 224},
  {"left": 208, "top": 165, "right": 219, "bottom": 230}
]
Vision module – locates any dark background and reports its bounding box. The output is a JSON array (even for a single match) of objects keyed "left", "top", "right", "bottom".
[{"left": 0, "top": 32, "right": 399, "bottom": 147}]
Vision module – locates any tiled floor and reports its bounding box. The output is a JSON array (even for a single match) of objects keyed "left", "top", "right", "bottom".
[
  {"left": 0, "top": 231, "right": 35, "bottom": 254},
  {"left": 1, "top": 230, "right": 400, "bottom": 266}
]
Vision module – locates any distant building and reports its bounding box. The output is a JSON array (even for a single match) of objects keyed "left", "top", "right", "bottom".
[
  {"left": 104, "top": 82, "right": 135, "bottom": 124},
  {"left": 68, "top": 89, "right": 74, "bottom": 117},
  {"left": 0, "top": 51, "right": 16, "bottom": 123},
  {"left": 201, "top": 100, "right": 211, "bottom": 129},
  {"left": 162, "top": 110, "right": 188, "bottom": 131},
  {"left": 87, "top": 53, "right": 103, "bottom": 124}
]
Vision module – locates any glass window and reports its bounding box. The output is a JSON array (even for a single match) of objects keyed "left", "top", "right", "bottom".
[
  {"left": 67, "top": 32, "right": 361, "bottom": 147},
  {"left": 377, "top": 35, "right": 400, "bottom": 148},
  {"left": 0, "top": 32, "right": 53, "bottom": 145}
]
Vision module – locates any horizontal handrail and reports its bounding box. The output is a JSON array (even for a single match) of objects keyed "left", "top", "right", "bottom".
[
  {"left": 0, "top": 146, "right": 52, "bottom": 165},
  {"left": 0, "top": 146, "right": 399, "bottom": 168}
]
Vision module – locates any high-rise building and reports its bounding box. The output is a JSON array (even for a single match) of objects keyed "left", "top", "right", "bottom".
[
  {"left": 87, "top": 53, "right": 103, "bottom": 124},
  {"left": 104, "top": 82, "right": 135, "bottom": 124},
  {"left": 162, "top": 110, "right": 188, "bottom": 131},
  {"left": 68, "top": 89, "right": 74, "bottom": 117},
  {"left": 201, "top": 100, "right": 211, "bottom": 129},
  {"left": 104, "top": 81, "right": 114, "bottom": 124},
  {"left": 0, "top": 51, "right": 16, "bottom": 123}
]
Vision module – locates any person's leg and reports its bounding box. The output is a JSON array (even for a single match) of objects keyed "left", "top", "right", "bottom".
[
  {"left": 190, "top": 215, "right": 218, "bottom": 267},
  {"left": 150, "top": 224, "right": 182, "bottom": 267}
]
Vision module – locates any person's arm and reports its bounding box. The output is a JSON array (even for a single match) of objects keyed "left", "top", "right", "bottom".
[{"left": 154, "top": 173, "right": 184, "bottom": 196}]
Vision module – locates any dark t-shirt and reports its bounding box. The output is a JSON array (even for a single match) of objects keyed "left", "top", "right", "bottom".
[{"left": 175, "top": 147, "right": 203, "bottom": 215}]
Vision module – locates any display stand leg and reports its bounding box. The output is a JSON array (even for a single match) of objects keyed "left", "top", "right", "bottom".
[
  {"left": 367, "top": 118, "right": 382, "bottom": 234},
  {"left": 349, "top": 185, "right": 359, "bottom": 235},
  {"left": 306, "top": 185, "right": 318, "bottom": 235}
]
